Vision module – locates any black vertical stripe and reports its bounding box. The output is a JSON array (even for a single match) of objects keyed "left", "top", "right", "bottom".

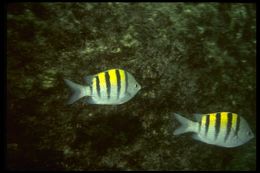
[
  {"left": 96, "top": 76, "right": 101, "bottom": 98},
  {"left": 105, "top": 72, "right": 111, "bottom": 99},
  {"left": 235, "top": 114, "right": 240, "bottom": 136},
  {"left": 116, "top": 69, "right": 121, "bottom": 99},
  {"left": 215, "top": 112, "right": 221, "bottom": 140},
  {"left": 198, "top": 121, "right": 201, "bottom": 132},
  {"left": 205, "top": 115, "right": 210, "bottom": 136},
  {"left": 125, "top": 71, "right": 128, "bottom": 94},
  {"left": 224, "top": 112, "right": 233, "bottom": 142},
  {"left": 90, "top": 84, "right": 93, "bottom": 96}
]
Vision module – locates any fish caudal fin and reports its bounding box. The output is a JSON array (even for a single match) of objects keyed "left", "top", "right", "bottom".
[
  {"left": 64, "top": 79, "right": 88, "bottom": 104},
  {"left": 173, "top": 113, "right": 197, "bottom": 135}
]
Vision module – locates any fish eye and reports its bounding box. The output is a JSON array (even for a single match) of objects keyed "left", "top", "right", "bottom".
[
  {"left": 247, "top": 131, "right": 251, "bottom": 136},
  {"left": 135, "top": 84, "right": 138, "bottom": 88}
]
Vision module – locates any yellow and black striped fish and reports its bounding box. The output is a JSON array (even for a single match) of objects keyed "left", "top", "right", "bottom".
[
  {"left": 173, "top": 112, "right": 254, "bottom": 148},
  {"left": 64, "top": 69, "right": 141, "bottom": 105}
]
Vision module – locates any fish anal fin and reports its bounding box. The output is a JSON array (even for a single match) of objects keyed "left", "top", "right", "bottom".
[
  {"left": 192, "top": 134, "right": 201, "bottom": 141},
  {"left": 83, "top": 97, "right": 96, "bottom": 104}
]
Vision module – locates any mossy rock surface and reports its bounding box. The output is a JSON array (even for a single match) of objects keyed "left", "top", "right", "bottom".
[{"left": 7, "top": 3, "right": 256, "bottom": 171}]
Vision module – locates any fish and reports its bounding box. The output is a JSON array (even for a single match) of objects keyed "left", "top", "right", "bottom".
[
  {"left": 173, "top": 112, "right": 254, "bottom": 148},
  {"left": 64, "top": 68, "right": 141, "bottom": 105}
]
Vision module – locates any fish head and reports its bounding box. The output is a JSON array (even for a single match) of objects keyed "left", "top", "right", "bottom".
[
  {"left": 235, "top": 117, "right": 254, "bottom": 145},
  {"left": 131, "top": 80, "right": 141, "bottom": 94},
  {"left": 127, "top": 74, "right": 142, "bottom": 96},
  {"left": 135, "top": 81, "right": 142, "bottom": 91}
]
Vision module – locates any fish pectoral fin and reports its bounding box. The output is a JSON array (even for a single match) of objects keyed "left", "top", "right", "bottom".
[
  {"left": 230, "top": 126, "right": 238, "bottom": 137},
  {"left": 125, "top": 91, "right": 132, "bottom": 97}
]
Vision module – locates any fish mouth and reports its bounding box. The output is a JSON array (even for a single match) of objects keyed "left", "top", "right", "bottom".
[{"left": 137, "top": 83, "right": 142, "bottom": 90}]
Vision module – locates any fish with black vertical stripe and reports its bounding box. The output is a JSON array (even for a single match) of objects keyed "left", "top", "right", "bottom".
[
  {"left": 64, "top": 69, "right": 141, "bottom": 105},
  {"left": 173, "top": 112, "right": 254, "bottom": 147}
]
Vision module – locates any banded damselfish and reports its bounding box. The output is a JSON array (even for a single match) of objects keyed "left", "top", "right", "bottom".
[
  {"left": 64, "top": 69, "right": 141, "bottom": 105},
  {"left": 173, "top": 112, "right": 254, "bottom": 148}
]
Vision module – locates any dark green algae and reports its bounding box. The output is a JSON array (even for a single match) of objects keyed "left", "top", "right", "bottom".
[{"left": 7, "top": 3, "right": 256, "bottom": 170}]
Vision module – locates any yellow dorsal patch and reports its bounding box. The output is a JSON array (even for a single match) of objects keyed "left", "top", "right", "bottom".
[
  {"left": 220, "top": 112, "right": 228, "bottom": 128},
  {"left": 201, "top": 115, "right": 207, "bottom": 126},
  {"left": 209, "top": 113, "right": 216, "bottom": 128},
  {"left": 108, "top": 69, "right": 117, "bottom": 86},
  {"left": 231, "top": 113, "right": 238, "bottom": 129},
  {"left": 119, "top": 69, "right": 125, "bottom": 83},
  {"left": 98, "top": 72, "right": 107, "bottom": 88}
]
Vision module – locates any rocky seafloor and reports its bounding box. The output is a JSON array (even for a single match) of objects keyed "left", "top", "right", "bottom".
[{"left": 7, "top": 3, "right": 256, "bottom": 171}]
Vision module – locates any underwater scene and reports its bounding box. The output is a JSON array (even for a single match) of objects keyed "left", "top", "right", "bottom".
[{"left": 7, "top": 3, "right": 256, "bottom": 171}]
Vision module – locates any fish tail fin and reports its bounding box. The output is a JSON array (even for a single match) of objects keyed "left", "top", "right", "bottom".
[
  {"left": 64, "top": 79, "right": 89, "bottom": 104},
  {"left": 173, "top": 113, "right": 197, "bottom": 135}
]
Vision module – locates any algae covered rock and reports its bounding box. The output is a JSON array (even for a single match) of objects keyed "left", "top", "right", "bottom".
[{"left": 7, "top": 3, "right": 256, "bottom": 171}]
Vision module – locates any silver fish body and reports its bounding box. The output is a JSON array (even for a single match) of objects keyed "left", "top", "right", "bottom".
[
  {"left": 64, "top": 69, "right": 141, "bottom": 105},
  {"left": 173, "top": 112, "right": 254, "bottom": 148}
]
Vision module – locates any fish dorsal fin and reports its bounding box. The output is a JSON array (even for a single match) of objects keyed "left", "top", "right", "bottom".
[
  {"left": 194, "top": 113, "right": 203, "bottom": 122},
  {"left": 83, "top": 75, "right": 94, "bottom": 85}
]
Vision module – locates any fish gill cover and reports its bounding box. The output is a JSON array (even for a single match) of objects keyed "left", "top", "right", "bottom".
[{"left": 7, "top": 3, "right": 256, "bottom": 171}]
